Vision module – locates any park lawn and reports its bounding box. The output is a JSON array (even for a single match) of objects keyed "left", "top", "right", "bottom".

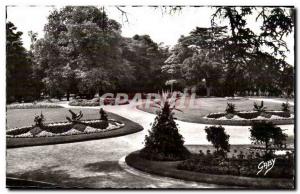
[
  {"left": 6, "top": 108, "right": 103, "bottom": 129},
  {"left": 137, "top": 97, "right": 294, "bottom": 123}
]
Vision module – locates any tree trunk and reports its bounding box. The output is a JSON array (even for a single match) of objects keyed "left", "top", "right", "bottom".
[{"left": 206, "top": 86, "right": 212, "bottom": 97}]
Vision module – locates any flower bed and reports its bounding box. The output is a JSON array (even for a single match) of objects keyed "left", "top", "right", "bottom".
[
  {"left": 7, "top": 103, "right": 63, "bottom": 109},
  {"left": 178, "top": 153, "right": 294, "bottom": 179},
  {"left": 6, "top": 119, "right": 124, "bottom": 138},
  {"left": 69, "top": 98, "right": 130, "bottom": 106},
  {"left": 202, "top": 111, "right": 294, "bottom": 126},
  {"left": 125, "top": 151, "right": 294, "bottom": 189}
]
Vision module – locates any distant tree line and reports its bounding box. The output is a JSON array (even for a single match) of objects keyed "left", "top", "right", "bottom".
[{"left": 6, "top": 6, "right": 294, "bottom": 103}]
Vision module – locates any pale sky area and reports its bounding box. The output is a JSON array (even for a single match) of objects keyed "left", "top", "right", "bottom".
[{"left": 6, "top": 6, "right": 294, "bottom": 65}]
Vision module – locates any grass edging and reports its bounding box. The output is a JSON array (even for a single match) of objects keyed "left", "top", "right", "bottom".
[
  {"left": 7, "top": 112, "right": 143, "bottom": 148},
  {"left": 125, "top": 151, "right": 294, "bottom": 189}
]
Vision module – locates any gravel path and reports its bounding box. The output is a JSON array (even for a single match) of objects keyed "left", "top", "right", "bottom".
[{"left": 6, "top": 101, "right": 294, "bottom": 188}]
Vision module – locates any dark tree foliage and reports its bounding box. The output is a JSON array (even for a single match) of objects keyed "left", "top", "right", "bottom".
[
  {"left": 6, "top": 22, "right": 37, "bottom": 102},
  {"left": 121, "top": 35, "right": 168, "bottom": 93},
  {"left": 205, "top": 125, "right": 230, "bottom": 154},
  {"left": 140, "top": 101, "right": 191, "bottom": 161},
  {"left": 211, "top": 7, "right": 294, "bottom": 96},
  {"left": 250, "top": 122, "right": 287, "bottom": 154},
  {"left": 32, "top": 6, "right": 134, "bottom": 99}
]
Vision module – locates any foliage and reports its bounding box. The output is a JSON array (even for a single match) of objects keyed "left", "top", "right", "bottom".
[
  {"left": 281, "top": 102, "right": 290, "bottom": 112},
  {"left": 99, "top": 108, "right": 108, "bottom": 121},
  {"left": 99, "top": 108, "right": 109, "bottom": 129},
  {"left": 225, "top": 103, "right": 236, "bottom": 114},
  {"left": 177, "top": 151, "right": 294, "bottom": 179},
  {"left": 34, "top": 112, "right": 45, "bottom": 127},
  {"left": 204, "top": 125, "right": 230, "bottom": 154},
  {"left": 253, "top": 101, "right": 266, "bottom": 112},
  {"left": 66, "top": 109, "right": 83, "bottom": 122},
  {"left": 140, "top": 101, "right": 190, "bottom": 161},
  {"left": 6, "top": 21, "right": 38, "bottom": 103},
  {"left": 250, "top": 122, "right": 287, "bottom": 154}
]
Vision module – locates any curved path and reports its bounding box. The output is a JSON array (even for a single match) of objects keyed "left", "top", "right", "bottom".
[{"left": 6, "top": 101, "right": 294, "bottom": 188}]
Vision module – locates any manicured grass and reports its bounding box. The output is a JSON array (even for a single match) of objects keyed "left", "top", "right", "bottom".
[
  {"left": 7, "top": 108, "right": 103, "bottom": 129},
  {"left": 137, "top": 97, "right": 294, "bottom": 124},
  {"left": 126, "top": 149, "right": 294, "bottom": 189}
]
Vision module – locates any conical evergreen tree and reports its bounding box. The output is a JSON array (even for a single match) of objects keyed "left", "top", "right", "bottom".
[{"left": 140, "top": 101, "right": 190, "bottom": 161}]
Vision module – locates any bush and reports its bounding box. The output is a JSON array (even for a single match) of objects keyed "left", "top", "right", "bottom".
[
  {"left": 281, "top": 102, "right": 290, "bottom": 112},
  {"left": 225, "top": 103, "right": 236, "bottom": 114},
  {"left": 204, "top": 125, "right": 230, "bottom": 155},
  {"left": 250, "top": 121, "right": 287, "bottom": 155},
  {"left": 34, "top": 112, "right": 45, "bottom": 127},
  {"left": 140, "top": 101, "right": 191, "bottom": 161},
  {"left": 99, "top": 108, "right": 109, "bottom": 129}
]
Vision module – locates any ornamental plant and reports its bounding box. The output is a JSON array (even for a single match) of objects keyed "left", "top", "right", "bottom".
[
  {"left": 99, "top": 108, "right": 108, "bottom": 121},
  {"left": 253, "top": 101, "right": 266, "bottom": 112},
  {"left": 225, "top": 103, "right": 236, "bottom": 114},
  {"left": 205, "top": 125, "right": 230, "bottom": 157},
  {"left": 66, "top": 109, "right": 83, "bottom": 123},
  {"left": 34, "top": 112, "right": 45, "bottom": 127},
  {"left": 99, "top": 108, "right": 109, "bottom": 129},
  {"left": 140, "top": 101, "right": 190, "bottom": 161},
  {"left": 281, "top": 101, "right": 290, "bottom": 112},
  {"left": 250, "top": 121, "right": 287, "bottom": 156}
]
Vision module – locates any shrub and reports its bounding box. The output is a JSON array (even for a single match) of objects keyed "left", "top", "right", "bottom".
[
  {"left": 99, "top": 108, "right": 109, "bottom": 129},
  {"left": 140, "top": 101, "right": 191, "bottom": 161},
  {"left": 66, "top": 110, "right": 83, "bottom": 123},
  {"left": 34, "top": 112, "right": 45, "bottom": 127},
  {"left": 225, "top": 103, "right": 236, "bottom": 114},
  {"left": 253, "top": 101, "right": 266, "bottom": 112},
  {"left": 99, "top": 108, "right": 108, "bottom": 121},
  {"left": 250, "top": 121, "right": 287, "bottom": 155},
  {"left": 281, "top": 102, "right": 290, "bottom": 112},
  {"left": 205, "top": 125, "right": 230, "bottom": 155}
]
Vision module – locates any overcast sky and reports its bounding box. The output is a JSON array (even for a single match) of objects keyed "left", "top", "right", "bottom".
[{"left": 6, "top": 6, "right": 294, "bottom": 65}]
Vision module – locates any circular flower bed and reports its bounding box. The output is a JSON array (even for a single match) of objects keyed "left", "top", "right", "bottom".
[
  {"left": 202, "top": 111, "right": 294, "bottom": 126},
  {"left": 6, "top": 119, "right": 124, "bottom": 138}
]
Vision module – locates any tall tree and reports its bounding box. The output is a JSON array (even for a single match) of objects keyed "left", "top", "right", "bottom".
[
  {"left": 6, "top": 21, "right": 34, "bottom": 102},
  {"left": 32, "top": 6, "right": 134, "bottom": 99}
]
